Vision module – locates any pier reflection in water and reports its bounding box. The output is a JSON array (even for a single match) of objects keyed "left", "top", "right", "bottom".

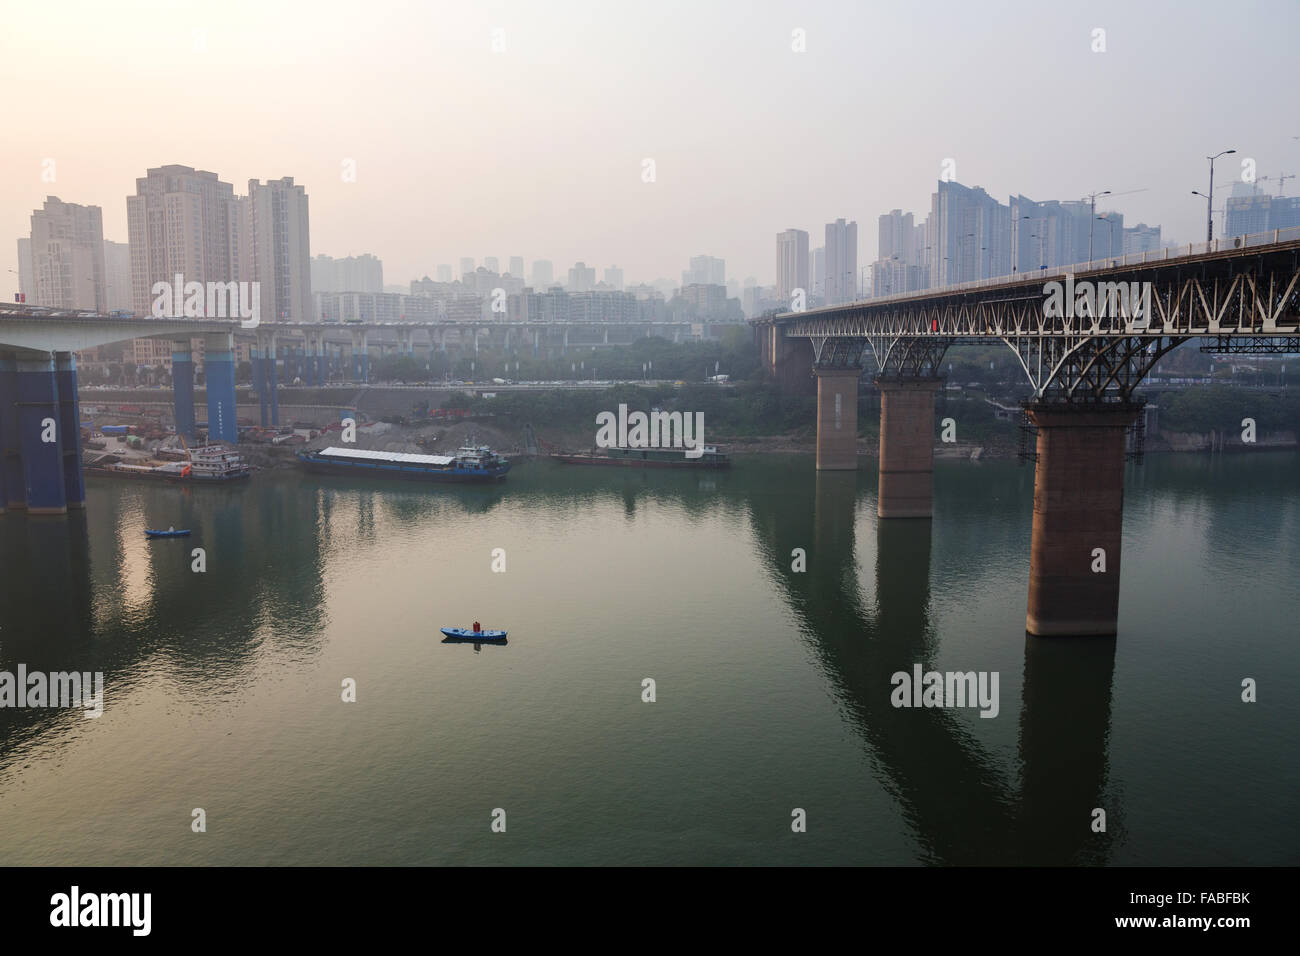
[{"left": 0, "top": 453, "right": 1295, "bottom": 865}]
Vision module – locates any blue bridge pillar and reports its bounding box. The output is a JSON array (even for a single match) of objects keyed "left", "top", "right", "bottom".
[
  {"left": 253, "top": 345, "right": 268, "bottom": 426},
  {"left": 0, "top": 355, "right": 23, "bottom": 512},
  {"left": 55, "top": 352, "right": 85, "bottom": 510},
  {"left": 172, "top": 341, "right": 197, "bottom": 441},
  {"left": 16, "top": 354, "right": 67, "bottom": 515},
  {"left": 268, "top": 338, "right": 280, "bottom": 426},
  {"left": 204, "top": 333, "right": 238, "bottom": 443}
]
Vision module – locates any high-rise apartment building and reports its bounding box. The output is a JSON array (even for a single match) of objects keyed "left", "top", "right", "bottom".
[
  {"left": 568, "top": 261, "right": 596, "bottom": 292},
  {"left": 248, "top": 177, "right": 311, "bottom": 321},
  {"left": 312, "top": 254, "right": 383, "bottom": 293},
  {"left": 28, "top": 196, "right": 106, "bottom": 311},
  {"left": 103, "top": 240, "right": 132, "bottom": 312},
  {"left": 809, "top": 246, "right": 825, "bottom": 297},
  {"left": 603, "top": 265, "right": 624, "bottom": 290},
  {"left": 824, "top": 218, "right": 858, "bottom": 305},
  {"left": 459, "top": 258, "right": 475, "bottom": 280},
  {"left": 930, "top": 182, "right": 1010, "bottom": 286},
  {"left": 509, "top": 256, "right": 524, "bottom": 279},
  {"left": 126, "top": 165, "right": 239, "bottom": 318},
  {"left": 681, "top": 255, "right": 725, "bottom": 289},
  {"left": 436, "top": 264, "right": 453, "bottom": 282},
  {"left": 775, "top": 230, "right": 809, "bottom": 301},
  {"left": 531, "top": 259, "right": 554, "bottom": 288}
]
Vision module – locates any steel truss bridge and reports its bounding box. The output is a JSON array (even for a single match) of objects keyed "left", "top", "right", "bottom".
[
  {"left": 758, "top": 227, "right": 1300, "bottom": 401},
  {"left": 753, "top": 227, "right": 1300, "bottom": 638}
]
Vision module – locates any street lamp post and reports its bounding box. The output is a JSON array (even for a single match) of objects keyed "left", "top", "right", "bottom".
[
  {"left": 1199, "top": 149, "right": 1236, "bottom": 241},
  {"left": 1085, "top": 190, "right": 1111, "bottom": 262}
]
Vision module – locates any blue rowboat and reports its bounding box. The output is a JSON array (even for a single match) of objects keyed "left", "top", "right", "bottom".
[
  {"left": 440, "top": 626, "right": 507, "bottom": 640},
  {"left": 145, "top": 528, "right": 191, "bottom": 538}
]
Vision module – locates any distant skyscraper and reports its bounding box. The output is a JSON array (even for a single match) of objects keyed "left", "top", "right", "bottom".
[
  {"left": 824, "top": 218, "right": 858, "bottom": 305},
  {"left": 809, "top": 246, "right": 825, "bottom": 297},
  {"left": 1122, "top": 224, "right": 1162, "bottom": 254},
  {"left": 775, "top": 229, "right": 809, "bottom": 301},
  {"left": 29, "top": 196, "right": 106, "bottom": 311},
  {"left": 509, "top": 256, "right": 524, "bottom": 278},
  {"left": 878, "top": 210, "right": 914, "bottom": 262},
  {"left": 603, "top": 265, "right": 624, "bottom": 290},
  {"left": 681, "top": 255, "right": 725, "bottom": 288},
  {"left": 930, "top": 183, "right": 1009, "bottom": 286},
  {"left": 436, "top": 264, "right": 453, "bottom": 282},
  {"left": 312, "top": 254, "right": 382, "bottom": 293},
  {"left": 484, "top": 256, "right": 499, "bottom": 273},
  {"left": 126, "top": 165, "right": 239, "bottom": 318},
  {"left": 460, "top": 258, "right": 475, "bottom": 280},
  {"left": 532, "top": 259, "right": 554, "bottom": 288},
  {"left": 103, "top": 240, "right": 132, "bottom": 312},
  {"left": 568, "top": 261, "right": 596, "bottom": 292},
  {"left": 248, "top": 177, "right": 312, "bottom": 321}
]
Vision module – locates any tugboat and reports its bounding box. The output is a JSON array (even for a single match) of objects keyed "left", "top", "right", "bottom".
[{"left": 298, "top": 441, "right": 511, "bottom": 483}]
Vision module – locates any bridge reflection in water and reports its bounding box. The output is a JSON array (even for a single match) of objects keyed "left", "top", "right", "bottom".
[
  {"left": 753, "top": 467, "right": 1117, "bottom": 864},
  {"left": 0, "top": 462, "right": 1124, "bottom": 864}
]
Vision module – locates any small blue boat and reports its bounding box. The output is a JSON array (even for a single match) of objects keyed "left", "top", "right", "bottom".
[
  {"left": 440, "top": 626, "right": 507, "bottom": 641},
  {"left": 145, "top": 527, "right": 191, "bottom": 538}
]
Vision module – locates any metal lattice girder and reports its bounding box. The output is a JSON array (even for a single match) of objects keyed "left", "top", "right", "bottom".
[
  {"left": 870, "top": 336, "right": 952, "bottom": 378},
  {"left": 810, "top": 336, "right": 867, "bottom": 369},
  {"left": 1199, "top": 336, "right": 1300, "bottom": 354}
]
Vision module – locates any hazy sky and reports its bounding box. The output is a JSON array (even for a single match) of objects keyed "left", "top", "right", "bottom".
[{"left": 2, "top": 0, "right": 1297, "bottom": 290}]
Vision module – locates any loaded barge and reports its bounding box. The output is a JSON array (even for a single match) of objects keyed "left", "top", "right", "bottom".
[
  {"left": 297, "top": 444, "right": 510, "bottom": 483},
  {"left": 551, "top": 445, "right": 730, "bottom": 469}
]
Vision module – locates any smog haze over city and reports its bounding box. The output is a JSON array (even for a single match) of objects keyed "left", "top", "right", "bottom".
[
  {"left": 3, "top": 0, "right": 1298, "bottom": 287},
  {"left": 1, "top": 0, "right": 1297, "bottom": 936}
]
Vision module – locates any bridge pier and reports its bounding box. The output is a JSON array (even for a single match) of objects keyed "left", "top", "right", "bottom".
[
  {"left": 877, "top": 377, "right": 942, "bottom": 519},
  {"left": 15, "top": 354, "right": 68, "bottom": 514},
  {"left": 172, "top": 341, "right": 197, "bottom": 441},
  {"left": 204, "top": 333, "right": 238, "bottom": 443},
  {"left": 55, "top": 353, "right": 84, "bottom": 510},
  {"left": 814, "top": 367, "right": 861, "bottom": 471},
  {"left": 1025, "top": 403, "right": 1138, "bottom": 636},
  {"left": 0, "top": 355, "right": 18, "bottom": 511}
]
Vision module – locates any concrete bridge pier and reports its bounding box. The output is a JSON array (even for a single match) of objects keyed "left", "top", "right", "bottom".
[
  {"left": 814, "top": 367, "right": 862, "bottom": 471},
  {"left": 172, "top": 340, "right": 197, "bottom": 441},
  {"left": 876, "top": 377, "right": 943, "bottom": 519},
  {"left": 204, "top": 333, "right": 238, "bottom": 442},
  {"left": 1025, "top": 403, "right": 1138, "bottom": 636},
  {"left": 0, "top": 355, "right": 17, "bottom": 512},
  {"left": 11, "top": 353, "right": 68, "bottom": 514},
  {"left": 55, "top": 353, "right": 84, "bottom": 510}
]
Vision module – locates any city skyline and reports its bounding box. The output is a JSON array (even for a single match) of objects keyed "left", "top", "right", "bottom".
[{"left": 3, "top": 0, "right": 1298, "bottom": 293}]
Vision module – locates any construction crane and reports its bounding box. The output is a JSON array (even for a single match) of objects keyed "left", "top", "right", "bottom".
[{"left": 1259, "top": 172, "right": 1296, "bottom": 196}]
